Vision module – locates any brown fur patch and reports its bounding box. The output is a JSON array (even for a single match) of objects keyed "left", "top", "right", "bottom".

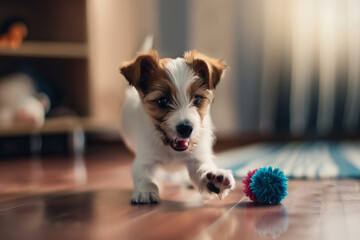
[
  {"left": 120, "top": 50, "right": 160, "bottom": 92},
  {"left": 187, "top": 80, "right": 214, "bottom": 121},
  {"left": 184, "top": 50, "right": 226, "bottom": 122},
  {"left": 120, "top": 50, "right": 178, "bottom": 128},
  {"left": 184, "top": 50, "right": 227, "bottom": 90}
]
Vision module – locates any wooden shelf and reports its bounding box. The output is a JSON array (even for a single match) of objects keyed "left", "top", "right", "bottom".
[
  {"left": 0, "top": 116, "right": 120, "bottom": 137},
  {"left": 0, "top": 117, "right": 83, "bottom": 136},
  {"left": 0, "top": 41, "right": 88, "bottom": 59}
]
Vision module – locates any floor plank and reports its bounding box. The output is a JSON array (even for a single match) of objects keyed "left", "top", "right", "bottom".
[{"left": 0, "top": 147, "right": 360, "bottom": 240}]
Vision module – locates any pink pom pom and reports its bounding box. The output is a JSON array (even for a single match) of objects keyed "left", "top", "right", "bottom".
[{"left": 242, "top": 169, "right": 258, "bottom": 202}]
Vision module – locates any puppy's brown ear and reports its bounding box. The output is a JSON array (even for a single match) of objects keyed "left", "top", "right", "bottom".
[
  {"left": 120, "top": 50, "right": 160, "bottom": 92},
  {"left": 184, "top": 50, "right": 227, "bottom": 90}
]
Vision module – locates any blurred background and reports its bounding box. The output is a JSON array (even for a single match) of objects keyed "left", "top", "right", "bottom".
[{"left": 0, "top": 0, "right": 359, "bottom": 156}]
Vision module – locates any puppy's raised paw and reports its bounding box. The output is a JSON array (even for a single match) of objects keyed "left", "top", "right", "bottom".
[
  {"left": 131, "top": 190, "right": 160, "bottom": 205},
  {"left": 202, "top": 169, "right": 235, "bottom": 199}
]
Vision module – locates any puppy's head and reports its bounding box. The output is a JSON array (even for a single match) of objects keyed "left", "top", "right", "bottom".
[{"left": 120, "top": 50, "right": 226, "bottom": 152}]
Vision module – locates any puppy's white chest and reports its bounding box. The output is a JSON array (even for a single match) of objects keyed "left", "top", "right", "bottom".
[{"left": 159, "top": 161, "right": 186, "bottom": 173}]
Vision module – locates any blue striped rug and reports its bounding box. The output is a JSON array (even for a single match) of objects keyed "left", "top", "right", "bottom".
[{"left": 216, "top": 141, "right": 360, "bottom": 179}]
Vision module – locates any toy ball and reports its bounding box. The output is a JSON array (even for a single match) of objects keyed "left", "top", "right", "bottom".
[{"left": 242, "top": 166, "right": 288, "bottom": 204}]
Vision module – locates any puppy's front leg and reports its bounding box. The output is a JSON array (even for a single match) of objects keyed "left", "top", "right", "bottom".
[
  {"left": 186, "top": 160, "right": 235, "bottom": 199},
  {"left": 131, "top": 159, "right": 160, "bottom": 204}
]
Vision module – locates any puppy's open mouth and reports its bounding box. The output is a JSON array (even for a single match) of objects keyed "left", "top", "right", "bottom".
[{"left": 170, "top": 138, "right": 190, "bottom": 151}]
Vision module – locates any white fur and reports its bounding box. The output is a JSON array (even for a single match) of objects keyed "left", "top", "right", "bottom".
[
  {"left": 165, "top": 59, "right": 201, "bottom": 140},
  {"left": 121, "top": 59, "right": 235, "bottom": 204}
]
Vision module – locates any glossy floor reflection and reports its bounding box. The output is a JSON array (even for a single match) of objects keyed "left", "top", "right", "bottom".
[{"left": 0, "top": 147, "right": 360, "bottom": 240}]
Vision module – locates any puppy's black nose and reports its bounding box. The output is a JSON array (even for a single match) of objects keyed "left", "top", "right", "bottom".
[{"left": 176, "top": 121, "right": 193, "bottom": 138}]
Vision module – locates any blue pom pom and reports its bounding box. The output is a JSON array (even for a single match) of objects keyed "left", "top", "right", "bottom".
[{"left": 249, "top": 166, "right": 288, "bottom": 204}]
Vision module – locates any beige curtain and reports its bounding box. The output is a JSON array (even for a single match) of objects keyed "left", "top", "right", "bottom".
[{"left": 256, "top": 0, "right": 360, "bottom": 135}]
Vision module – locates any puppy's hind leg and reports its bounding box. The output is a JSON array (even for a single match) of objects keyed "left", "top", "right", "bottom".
[{"left": 131, "top": 159, "right": 160, "bottom": 205}]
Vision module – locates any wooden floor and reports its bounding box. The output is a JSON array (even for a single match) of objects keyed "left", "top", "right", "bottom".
[{"left": 0, "top": 145, "right": 360, "bottom": 240}]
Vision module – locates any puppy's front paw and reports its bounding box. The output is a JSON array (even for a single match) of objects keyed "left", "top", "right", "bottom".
[
  {"left": 202, "top": 169, "right": 235, "bottom": 199},
  {"left": 131, "top": 190, "right": 160, "bottom": 205},
  {"left": 131, "top": 183, "right": 160, "bottom": 205}
]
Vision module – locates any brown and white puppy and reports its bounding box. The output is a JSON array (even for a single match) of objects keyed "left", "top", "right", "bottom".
[{"left": 120, "top": 50, "right": 235, "bottom": 204}]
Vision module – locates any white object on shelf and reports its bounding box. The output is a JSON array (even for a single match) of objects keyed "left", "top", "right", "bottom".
[{"left": 0, "top": 41, "right": 88, "bottom": 59}]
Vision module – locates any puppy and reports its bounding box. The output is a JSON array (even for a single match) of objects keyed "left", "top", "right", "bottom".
[{"left": 120, "top": 50, "right": 235, "bottom": 204}]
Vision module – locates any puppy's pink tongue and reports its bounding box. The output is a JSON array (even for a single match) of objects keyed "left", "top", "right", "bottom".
[{"left": 174, "top": 139, "right": 189, "bottom": 150}]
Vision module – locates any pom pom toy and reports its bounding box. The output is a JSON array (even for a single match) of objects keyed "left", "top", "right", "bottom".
[{"left": 242, "top": 167, "right": 288, "bottom": 204}]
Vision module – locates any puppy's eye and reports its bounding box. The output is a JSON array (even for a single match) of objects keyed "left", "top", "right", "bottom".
[
  {"left": 157, "top": 97, "right": 169, "bottom": 108},
  {"left": 193, "top": 95, "right": 202, "bottom": 107}
]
